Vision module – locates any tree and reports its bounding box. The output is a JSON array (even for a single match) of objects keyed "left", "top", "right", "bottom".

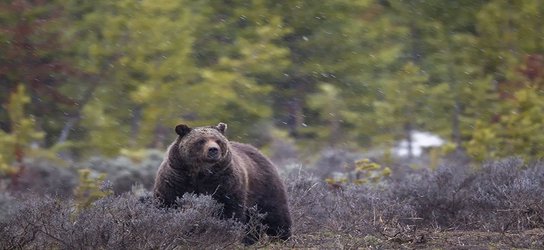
[
  {"left": 373, "top": 62, "right": 430, "bottom": 158},
  {"left": 0, "top": 0, "right": 87, "bottom": 147},
  {"left": 0, "top": 85, "right": 44, "bottom": 189},
  {"left": 465, "top": 1, "right": 544, "bottom": 161},
  {"left": 63, "top": 0, "right": 287, "bottom": 155},
  {"left": 467, "top": 56, "right": 544, "bottom": 161}
]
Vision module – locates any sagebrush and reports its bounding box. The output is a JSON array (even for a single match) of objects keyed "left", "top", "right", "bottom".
[{"left": 2, "top": 157, "right": 544, "bottom": 248}]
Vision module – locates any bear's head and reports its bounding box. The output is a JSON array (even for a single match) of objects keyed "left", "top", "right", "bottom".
[{"left": 171, "top": 122, "right": 230, "bottom": 172}]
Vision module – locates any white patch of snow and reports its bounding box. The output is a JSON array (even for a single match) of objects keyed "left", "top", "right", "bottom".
[{"left": 394, "top": 131, "right": 444, "bottom": 157}]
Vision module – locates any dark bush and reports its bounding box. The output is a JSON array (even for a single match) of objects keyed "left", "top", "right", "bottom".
[
  {"left": 0, "top": 193, "right": 244, "bottom": 249},
  {"left": 390, "top": 161, "right": 475, "bottom": 227},
  {"left": 2, "top": 151, "right": 159, "bottom": 198},
  {"left": 390, "top": 157, "right": 544, "bottom": 231},
  {"left": 310, "top": 148, "right": 363, "bottom": 179},
  {"left": 0, "top": 192, "right": 18, "bottom": 219},
  {"left": 468, "top": 158, "right": 544, "bottom": 231},
  {"left": 284, "top": 170, "right": 414, "bottom": 248},
  {"left": 81, "top": 150, "right": 162, "bottom": 194},
  {"left": 13, "top": 159, "right": 78, "bottom": 197},
  {"left": 3, "top": 156, "right": 544, "bottom": 248}
]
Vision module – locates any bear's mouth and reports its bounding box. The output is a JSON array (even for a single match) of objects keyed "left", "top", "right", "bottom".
[
  {"left": 205, "top": 156, "right": 220, "bottom": 163},
  {"left": 204, "top": 153, "right": 221, "bottom": 163}
]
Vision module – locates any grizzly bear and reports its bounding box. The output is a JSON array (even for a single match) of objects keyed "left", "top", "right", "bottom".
[{"left": 153, "top": 122, "right": 292, "bottom": 243}]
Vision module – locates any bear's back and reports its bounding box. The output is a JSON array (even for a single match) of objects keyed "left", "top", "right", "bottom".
[
  {"left": 230, "top": 142, "right": 276, "bottom": 172},
  {"left": 229, "top": 141, "right": 292, "bottom": 240},
  {"left": 229, "top": 142, "right": 287, "bottom": 200}
]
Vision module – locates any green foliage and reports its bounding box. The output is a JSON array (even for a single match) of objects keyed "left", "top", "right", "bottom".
[
  {"left": 476, "top": 1, "right": 544, "bottom": 75},
  {"left": 72, "top": 0, "right": 203, "bottom": 152},
  {"left": 0, "top": 1, "right": 86, "bottom": 147},
  {"left": 0, "top": 155, "right": 13, "bottom": 176},
  {"left": 1, "top": 0, "right": 544, "bottom": 162},
  {"left": 0, "top": 85, "right": 44, "bottom": 174},
  {"left": 73, "top": 169, "right": 112, "bottom": 211},
  {"left": 465, "top": 0, "right": 544, "bottom": 161},
  {"left": 468, "top": 87, "right": 544, "bottom": 161},
  {"left": 306, "top": 83, "right": 350, "bottom": 146},
  {"left": 325, "top": 158, "right": 391, "bottom": 186},
  {"left": 373, "top": 62, "right": 429, "bottom": 147},
  {"left": 353, "top": 158, "right": 391, "bottom": 185}
]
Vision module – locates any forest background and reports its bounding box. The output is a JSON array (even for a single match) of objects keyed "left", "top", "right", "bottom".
[{"left": 1, "top": 0, "right": 544, "bottom": 177}]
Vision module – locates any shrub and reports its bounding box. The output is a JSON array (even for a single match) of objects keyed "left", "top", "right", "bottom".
[
  {"left": 0, "top": 193, "right": 244, "bottom": 249},
  {"left": 73, "top": 169, "right": 112, "bottom": 211},
  {"left": 0, "top": 192, "right": 18, "bottom": 219},
  {"left": 390, "top": 161, "right": 475, "bottom": 228},
  {"left": 390, "top": 157, "right": 544, "bottom": 231},
  {"left": 284, "top": 169, "right": 414, "bottom": 248},
  {"left": 81, "top": 150, "right": 162, "bottom": 194},
  {"left": 310, "top": 148, "right": 364, "bottom": 179},
  {"left": 11, "top": 158, "right": 77, "bottom": 197},
  {"left": 3, "top": 156, "right": 544, "bottom": 248},
  {"left": 469, "top": 158, "right": 544, "bottom": 231}
]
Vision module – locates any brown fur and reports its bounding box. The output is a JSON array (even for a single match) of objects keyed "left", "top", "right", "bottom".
[{"left": 153, "top": 123, "right": 292, "bottom": 242}]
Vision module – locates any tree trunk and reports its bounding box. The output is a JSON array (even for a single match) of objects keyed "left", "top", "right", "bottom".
[
  {"left": 445, "top": 29, "right": 462, "bottom": 150},
  {"left": 57, "top": 81, "right": 98, "bottom": 145},
  {"left": 153, "top": 124, "right": 167, "bottom": 149},
  {"left": 286, "top": 79, "right": 307, "bottom": 138},
  {"left": 129, "top": 105, "right": 142, "bottom": 147},
  {"left": 405, "top": 122, "right": 413, "bottom": 159},
  {"left": 410, "top": 23, "right": 422, "bottom": 64},
  {"left": 8, "top": 143, "right": 26, "bottom": 192},
  {"left": 329, "top": 112, "right": 341, "bottom": 146}
]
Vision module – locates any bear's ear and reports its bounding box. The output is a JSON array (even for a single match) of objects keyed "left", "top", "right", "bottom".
[
  {"left": 216, "top": 122, "right": 227, "bottom": 135},
  {"left": 175, "top": 124, "right": 192, "bottom": 137}
]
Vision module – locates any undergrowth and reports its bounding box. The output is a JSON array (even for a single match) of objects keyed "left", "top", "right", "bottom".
[{"left": 1, "top": 157, "right": 544, "bottom": 248}]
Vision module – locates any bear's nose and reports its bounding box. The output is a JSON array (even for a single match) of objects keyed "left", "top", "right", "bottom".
[{"left": 208, "top": 147, "right": 220, "bottom": 158}]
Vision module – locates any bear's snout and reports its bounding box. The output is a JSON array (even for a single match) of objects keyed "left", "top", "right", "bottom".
[
  {"left": 208, "top": 147, "right": 220, "bottom": 158},
  {"left": 205, "top": 140, "right": 221, "bottom": 160}
]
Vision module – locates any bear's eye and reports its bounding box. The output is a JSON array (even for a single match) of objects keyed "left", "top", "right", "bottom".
[
  {"left": 196, "top": 139, "right": 206, "bottom": 145},
  {"left": 215, "top": 140, "right": 222, "bottom": 145}
]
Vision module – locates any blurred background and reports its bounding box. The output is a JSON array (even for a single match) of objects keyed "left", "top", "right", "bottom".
[{"left": 1, "top": 0, "right": 544, "bottom": 194}]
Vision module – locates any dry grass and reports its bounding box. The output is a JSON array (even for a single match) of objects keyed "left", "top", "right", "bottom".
[{"left": 2, "top": 157, "right": 544, "bottom": 248}]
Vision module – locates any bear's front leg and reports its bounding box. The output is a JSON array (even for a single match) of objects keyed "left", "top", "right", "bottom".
[{"left": 215, "top": 192, "right": 246, "bottom": 222}]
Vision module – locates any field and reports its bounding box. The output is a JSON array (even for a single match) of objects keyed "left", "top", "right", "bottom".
[{"left": 2, "top": 156, "right": 544, "bottom": 249}]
